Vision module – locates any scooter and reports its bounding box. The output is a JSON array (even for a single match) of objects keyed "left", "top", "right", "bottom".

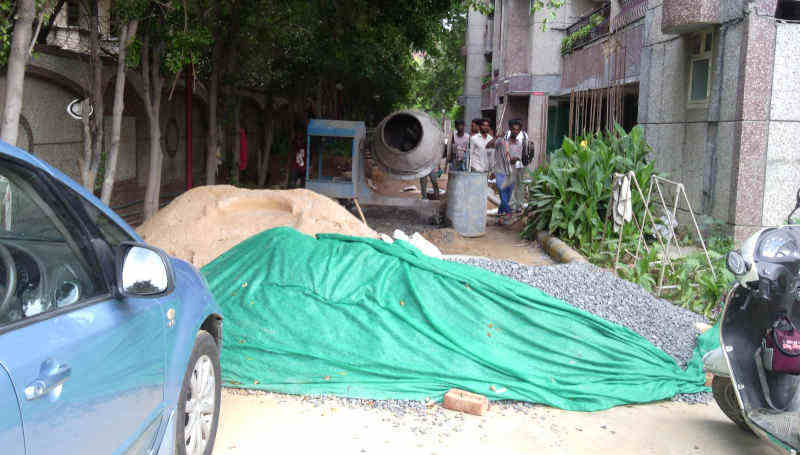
[{"left": 704, "top": 189, "right": 800, "bottom": 454}]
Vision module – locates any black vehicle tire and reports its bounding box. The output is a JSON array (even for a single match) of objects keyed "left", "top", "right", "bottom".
[
  {"left": 712, "top": 375, "right": 752, "bottom": 433},
  {"left": 176, "top": 331, "right": 222, "bottom": 455}
]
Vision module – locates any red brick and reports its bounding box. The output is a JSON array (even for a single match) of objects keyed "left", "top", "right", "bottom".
[{"left": 442, "top": 388, "right": 489, "bottom": 416}]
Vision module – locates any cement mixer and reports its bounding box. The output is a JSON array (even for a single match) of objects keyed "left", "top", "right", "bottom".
[
  {"left": 372, "top": 110, "right": 444, "bottom": 181},
  {"left": 303, "top": 109, "right": 487, "bottom": 234},
  {"left": 304, "top": 110, "right": 444, "bottom": 216}
]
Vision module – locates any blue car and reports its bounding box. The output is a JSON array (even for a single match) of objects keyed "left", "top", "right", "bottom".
[{"left": 0, "top": 141, "right": 223, "bottom": 455}]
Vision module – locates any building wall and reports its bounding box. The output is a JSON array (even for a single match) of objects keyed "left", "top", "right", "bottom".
[
  {"left": 638, "top": 0, "right": 748, "bottom": 228},
  {"left": 0, "top": 74, "right": 85, "bottom": 180},
  {"left": 0, "top": 50, "right": 211, "bottom": 207},
  {"left": 763, "top": 23, "right": 800, "bottom": 226},
  {"left": 501, "top": 0, "right": 531, "bottom": 76}
]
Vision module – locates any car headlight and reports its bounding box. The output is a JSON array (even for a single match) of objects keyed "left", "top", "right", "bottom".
[
  {"left": 726, "top": 251, "right": 748, "bottom": 275},
  {"left": 759, "top": 230, "right": 798, "bottom": 259}
]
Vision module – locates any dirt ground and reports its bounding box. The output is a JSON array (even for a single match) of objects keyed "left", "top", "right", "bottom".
[
  {"left": 422, "top": 221, "right": 552, "bottom": 267},
  {"left": 212, "top": 390, "right": 779, "bottom": 455}
]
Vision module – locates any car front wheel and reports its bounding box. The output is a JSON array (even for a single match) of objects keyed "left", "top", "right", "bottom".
[{"left": 176, "top": 331, "right": 221, "bottom": 455}]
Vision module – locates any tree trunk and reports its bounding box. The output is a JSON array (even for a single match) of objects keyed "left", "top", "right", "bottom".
[
  {"left": 78, "top": 0, "right": 104, "bottom": 190},
  {"left": 142, "top": 38, "right": 165, "bottom": 221},
  {"left": 205, "top": 42, "right": 221, "bottom": 186},
  {"left": 101, "top": 20, "right": 138, "bottom": 205},
  {"left": 0, "top": 0, "right": 36, "bottom": 145},
  {"left": 84, "top": 0, "right": 104, "bottom": 192},
  {"left": 231, "top": 97, "right": 240, "bottom": 185},
  {"left": 258, "top": 111, "right": 274, "bottom": 187}
]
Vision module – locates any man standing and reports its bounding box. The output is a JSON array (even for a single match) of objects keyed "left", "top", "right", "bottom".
[
  {"left": 447, "top": 120, "right": 469, "bottom": 171},
  {"left": 503, "top": 119, "right": 530, "bottom": 213},
  {"left": 288, "top": 125, "right": 306, "bottom": 189},
  {"left": 493, "top": 119, "right": 524, "bottom": 225},
  {"left": 468, "top": 118, "right": 493, "bottom": 173},
  {"left": 419, "top": 167, "right": 441, "bottom": 200}
]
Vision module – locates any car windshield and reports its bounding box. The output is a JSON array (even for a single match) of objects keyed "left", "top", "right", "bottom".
[{"left": 0, "top": 174, "right": 64, "bottom": 242}]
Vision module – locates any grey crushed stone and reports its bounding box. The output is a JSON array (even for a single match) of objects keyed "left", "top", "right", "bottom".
[{"left": 446, "top": 257, "right": 712, "bottom": 404}]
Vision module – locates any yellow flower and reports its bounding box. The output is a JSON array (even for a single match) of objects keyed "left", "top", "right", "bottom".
[{"left": 580, "top": 140, "right": 588, "bottom": 148}]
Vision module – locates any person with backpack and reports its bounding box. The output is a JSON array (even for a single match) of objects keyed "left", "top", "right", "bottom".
[
  {"left": 503, "top": 119, "right": 534, "bottom": 213},
  {"left": 493, "top": 119, "right": 525, "bottom": 225}
]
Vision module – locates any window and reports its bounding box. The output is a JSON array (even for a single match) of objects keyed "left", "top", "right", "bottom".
[
  {"left": 66, "top": 0, "right": 80, "bottom": 27},
  {"left": 79, "top": 197, "right": 134, "bottom": 248},
  {"left": 0, "top": 163, "right": 105, "bottom": 327},
  {"left": 56, "top": 182, "right": 134, "bottom": 248},
  {"left": 688, "top": 30, "right": 714, "bottom": 104}
]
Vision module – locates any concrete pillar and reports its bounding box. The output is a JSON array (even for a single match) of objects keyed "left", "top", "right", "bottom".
[
  {"left": 464, "top": 8, "right": 488, "bottom": 123},
  {"left": 728, "top": 1, "right": 778, "bottom": 242},
  {"left": 527, "top": 93, "right": 548, "bottom": 168}
]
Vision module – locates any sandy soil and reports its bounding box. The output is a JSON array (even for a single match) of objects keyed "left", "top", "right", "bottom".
[
  {"left": 136, "top": 185, "right": 377, "bottom": 268},
  {"left": 423, "top": 220, "right": 552, "bottom": 267},
  {"left": 212, "top": 390, "right": 778, "bottom": 455}
]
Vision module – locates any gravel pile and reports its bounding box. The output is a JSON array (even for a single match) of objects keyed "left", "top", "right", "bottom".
[{"left": 447, "top": 257, "right": 712, "bottom": 404}]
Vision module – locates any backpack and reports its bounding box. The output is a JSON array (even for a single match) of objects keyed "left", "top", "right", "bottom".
[
  {"left": 755, "top": 313, "right": 800, "bottom": 410},
  {"left": 505, "top": 131, "right": 535, "bottom": 166}
]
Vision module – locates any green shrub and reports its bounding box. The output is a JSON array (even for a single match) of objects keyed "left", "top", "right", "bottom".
[
  {"left": 522, "top": 124, "right": 655, "bottom": 257},
  {"left": 521, "top": 124, "right": 736, "bottom": 321}
]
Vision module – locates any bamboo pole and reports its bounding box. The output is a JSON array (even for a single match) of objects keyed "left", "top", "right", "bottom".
[
  {"left": 568, "top": 91, "right": 574, "bottom": 138},
  {"left": 353, "top": 198, "right": 367, "bottom": 226}
]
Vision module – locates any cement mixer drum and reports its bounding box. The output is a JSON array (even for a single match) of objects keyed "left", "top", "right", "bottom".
[{"left": 373, "top": 109, "right": 444, "bottom": 180}]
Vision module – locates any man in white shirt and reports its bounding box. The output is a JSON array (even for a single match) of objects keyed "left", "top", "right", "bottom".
[{"left": 469, "top": 118, "right": 494, "bottom": 173}]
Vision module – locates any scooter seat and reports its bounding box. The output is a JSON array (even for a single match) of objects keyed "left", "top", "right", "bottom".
[{"left": 749, "top": 408, "right": 800, "bottom": 447}]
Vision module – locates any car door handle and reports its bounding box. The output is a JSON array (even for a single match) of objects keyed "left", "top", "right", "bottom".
[{"left": 25, "top": 359, "right": 71, "bottom": 401}]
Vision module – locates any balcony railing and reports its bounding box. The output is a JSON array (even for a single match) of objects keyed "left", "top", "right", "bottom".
[{"left": 562, "top": 3, "right": 611, "bottom": 55}]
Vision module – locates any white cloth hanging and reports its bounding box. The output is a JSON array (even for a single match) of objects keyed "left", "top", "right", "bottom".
[{"left": 611, "top": 173, "right": 632, "bottom": 232}]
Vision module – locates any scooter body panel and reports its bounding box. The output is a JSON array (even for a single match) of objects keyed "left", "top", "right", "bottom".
[
  {"left": 719, "top": 284, "right": 800, "bottom": 453},
  {"left": 702, "top": 347, "right": 730, "bottom": 377}
]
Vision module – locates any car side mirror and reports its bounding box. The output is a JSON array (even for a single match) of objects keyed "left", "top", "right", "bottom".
[{"left": 116, "top": 243, "right": 173, "bottom": 298}]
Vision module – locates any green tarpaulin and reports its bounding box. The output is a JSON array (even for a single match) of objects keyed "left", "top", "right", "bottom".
[{"left": 202, "top": 227, "right": 716, "bottom": 412}]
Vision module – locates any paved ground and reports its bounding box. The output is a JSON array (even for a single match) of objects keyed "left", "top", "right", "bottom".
[{"left": 213, "top": 390, "right": 779, "bottom": 455}]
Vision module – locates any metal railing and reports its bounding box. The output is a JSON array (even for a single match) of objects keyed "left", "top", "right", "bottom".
[{"left": 563, "top": 3, "right": 611, "bottom": 54}]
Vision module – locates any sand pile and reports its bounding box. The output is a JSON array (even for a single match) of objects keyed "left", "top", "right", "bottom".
[{"left": 137, "top": 185, "right": 378, "bottom": 268}]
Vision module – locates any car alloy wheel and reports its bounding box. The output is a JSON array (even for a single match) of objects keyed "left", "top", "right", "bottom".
[{"left": 184, "top": 354, "right": 216, "bottom": 455}]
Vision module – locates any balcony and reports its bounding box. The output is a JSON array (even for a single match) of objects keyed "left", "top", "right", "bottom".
[
  {"left": 561, "top": 3, "right": 611, "bottom": 55},
  {"left": 612, "top": 0, "right": 647, "bottom": 31},
  {"left": 661, "top": 0, "right": 720, "bottom": 35}
]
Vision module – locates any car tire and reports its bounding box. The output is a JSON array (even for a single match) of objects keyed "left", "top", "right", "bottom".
[
  {"left": 712, "top": 375, "right": 752, "bottom": 433},
  {"left": 176, "top": 331, "right": 221, "bottom": 455}
]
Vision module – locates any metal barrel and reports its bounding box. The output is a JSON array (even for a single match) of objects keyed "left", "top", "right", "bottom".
[
  {"left": 446, "top": 171, "right": 487, "bottom": 237},
  {"left": 373, "top": 109, "right": 444, "bottom": 180}
]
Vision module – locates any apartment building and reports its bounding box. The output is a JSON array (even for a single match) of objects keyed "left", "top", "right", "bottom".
[{"left": 464, "top": 0, "right": 800, "bottom": 240}]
